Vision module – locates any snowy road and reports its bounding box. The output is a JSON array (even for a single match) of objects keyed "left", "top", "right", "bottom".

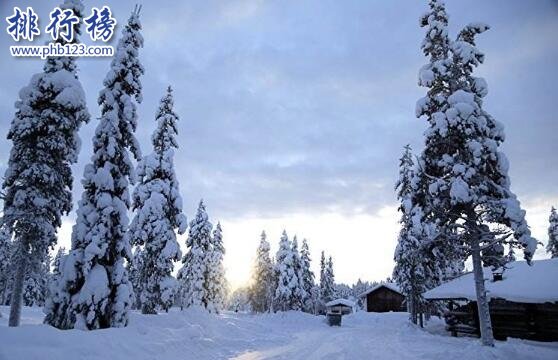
[
  {"left": 1, "top": 306, "right": 558, "bottom": 360},
  {"left": 233, "top": 312, "right": 558, "bottom": 360}
]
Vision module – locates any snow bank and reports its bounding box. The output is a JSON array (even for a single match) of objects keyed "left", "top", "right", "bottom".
[
  {"left": 424, "top": 259, "right": 558, "bottom": 303},
  {"left": 1, "top": 306, "right": 557, "bottom": 359}
]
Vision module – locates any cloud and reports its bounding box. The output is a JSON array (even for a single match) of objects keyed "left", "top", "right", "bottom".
[{"left": 0, "top": 0, "right": 556, "bottom": 284}]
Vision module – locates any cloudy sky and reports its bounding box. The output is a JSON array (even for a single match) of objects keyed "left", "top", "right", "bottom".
[{"left": 1, "top": 0, "right": 557, "bottom": 289}]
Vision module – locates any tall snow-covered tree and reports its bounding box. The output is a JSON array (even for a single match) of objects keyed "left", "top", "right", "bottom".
[
  {"left": 250, "top": 231, "right": 274, "bottom": 313},
  {"left": 325, "top": 256, "right": 335, "bottom": 300},
  {"left": 22, "top": 255, "right": 50, "bottom": 307},
  {"left": 319, "top": 254, "right": 335, "bottom": 304},
  {"left": 44, "top": 6, "right": 144, "bottom": 330},
  {"left": 393, "top": 145, "right": 428, "bottom": 324},
  {"left": 319, "top": 251, "right": 326, "bottom": 291},
  {"left": 352, "top": 279, "right": 370, "bottom": 309},
  {"left": 290, "top": 236, "right": 305, "bottom": 311},
  {"left": 299, "top": 239, "right": 315, "bottom": 312},
  {"left": 3, "top": 0, "right": 90, "bottom": 327},
  {"left": 128, "top": 86, "right": 187, "bottom": 314},
  {"left": 274, "top": 230, "right": 298, "bottom": 311},
  {"left": 547, "top": 207, "right": 558, "bottom": 258},
  {"left": 128, "top": 247, "right": 145, "bottom": 310},
  {"left": 45, "top": 247, "right": 67, "bottom": 314},
  {"left": 0, "top": 226, "right": 12, "bottom": 305},
  {"left": 412, "top": 0, "right": 465, "bottom": 294},
  {"left": 318, "top": 251, "right": 326, "bottom": 310},
  {"left": 414, "top": 1, "right": 537, "bottom": 345},
  {"left": 308, "top": 285, "right": 321, "bottom": 315},
  {"left": 177, "top": 200, "right": 212, "bottom": 309},
  {"left": 206, "top": 222, "right": 227, "bottom": 313},
  {"left": 334, "top": 283, "right": 352, "bottom": 300},
  {"left": 51, "top": 247, "right": 67, "bottom": 277}
]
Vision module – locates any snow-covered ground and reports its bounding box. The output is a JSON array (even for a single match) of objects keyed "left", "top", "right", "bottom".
[{"left": 1, "top": 306, "right": 557, "bottom": 360}]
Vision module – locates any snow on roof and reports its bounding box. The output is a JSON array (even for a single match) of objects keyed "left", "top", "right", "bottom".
[
  {"left": 358, "top": 282, "right": 402, "bottom": 298},
  {"left": 424, "top": 258, "right": 558, "bottom": 304},
  {"left": 326, "top": 298, "right": 355, "bottom": 307}
]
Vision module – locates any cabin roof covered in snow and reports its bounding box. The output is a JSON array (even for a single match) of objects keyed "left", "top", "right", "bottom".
[
  {"left": 326, "top": 299, "right": 355, "bottom": 307},
  {"left": 423, "top": 258, "right": 558, "bottom": 304},
  {"left": 358, "top": 282, "right": 402, "bottom": 298}
]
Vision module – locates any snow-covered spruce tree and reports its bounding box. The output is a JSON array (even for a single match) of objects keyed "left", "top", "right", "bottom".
[
  {"left": 128, "top": 86, "right": 187, "bottom": 314},
  {"left": 324, "top": 256, "right": 336, "bottom": 302},
  {"left": 334, "top": 283, "right": 352, "bottom": 300},
  {"left": 411, "top": 0, "right": 472, "bottom": 325},
  {"left": 319, "top": 251, "right": 326, "bottom": 291},
  {"left": 299, "top": 239, "right": 315, "bottom": 313},
  {"left": 22, "top": 256, "right": 50, "bottom": 307},
  {"left": 319, "top": 254, "right": 335, "bottom": 305},
  {"left": 309, "top": 285, "right": 321, "bottom": 315},
  {"left": 249, "top": 231, "right": 275, "bottom": 312},
  {"left": 44, "top": 6, "right": 144, "bottom": 330},
  {"left": 393, "top": 145, "right": 427, "bottom": 324},
  {"left": 4, "top": 0, "right": 90, "bottom": 327},
  {"left": 318, "top": 251, "right": 326, "bottom": 311},
  {"left": 0, "top": 226, "right": 12, "bottom": 305},
  {"left": 127, "top": 247, "right": 145, "bottom": 310},
  {"left": 352, "top": 279, "right": 369, "bottom": 309},
  {"left": 206, "top": 222, "right": 227, "bottom": 313},
  {"left": 51, "top": 247, "right": 67, "bottom": 277},
  {"left": 412, "top": 0, "right": 465, "bottom": 291},
  {"left": 547, "top": 207, "right": 558, "bottom": 258},
  {"left": 274, "top": 230, "right": 298, "bottom": 311},
  {"left": 290, "top": 236, "right": 305, "bottom": 310},
  {"left": 415, "top": 4, "right": 537, "bottom": 344},
  {"left": 46, "top": 247, "right": 67, "bottom": 313},
  {"left": 177, "top": 200, "right": 212, "bottom": 309}
]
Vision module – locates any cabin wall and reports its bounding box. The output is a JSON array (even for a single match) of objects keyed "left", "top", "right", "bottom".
[
  {"left": 365, "top": 287, "right": 405, "bottom": 313},
  {"left": 444, "top": 299, "right": 558, "bottom": 342},
  {"left": 490, "top": 299, "right": 558, "bottom": 341}
]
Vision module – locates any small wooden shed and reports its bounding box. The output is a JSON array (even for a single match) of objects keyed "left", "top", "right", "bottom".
[
  {"left": 326, "top": 299, "right": 356, "bottom": 315},
  {"left": 423, "top": 259, "right": 558, "bottom": 342},
  {"left": 359, "top": 283, "right": 405, "bottom": 313}
]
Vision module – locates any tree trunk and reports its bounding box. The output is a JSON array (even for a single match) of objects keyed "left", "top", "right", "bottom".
[
  {"left": 471, "top": 236, "right": 495, "bottom": 346},
  {"left": 408, "top": 294, "right": 417, "bottom": 324},
  {"left": 8, "top": 255, "right": 26, "bottom": 327}
]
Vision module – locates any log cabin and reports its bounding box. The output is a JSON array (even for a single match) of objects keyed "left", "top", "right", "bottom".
[
  {"left": 359, "top": 283, "right": 406, "bottom": 313},
  {"left": 423, "top": 258, "right": 558, "bottom": 342}
]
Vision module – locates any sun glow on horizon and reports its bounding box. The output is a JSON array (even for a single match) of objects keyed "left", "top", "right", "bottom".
[
  {"left": 53, "top": 197, "right": 556, "bottom": 293},
  {"left": 220, "top": 206, "right": 400, "bottom": 291}
]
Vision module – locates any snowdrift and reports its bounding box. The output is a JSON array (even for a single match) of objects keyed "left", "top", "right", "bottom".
[{"left": 1, "top": 306, "right": 557, "bottom": 359}]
